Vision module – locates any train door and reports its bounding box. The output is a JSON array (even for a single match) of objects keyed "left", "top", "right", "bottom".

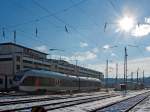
[
  {"left": 55, "top": 79, "right": 61, "bottom": 86},
  {"left": 54, "top": 78, "right": 61, "bottom": 91},
  {"left": 0, "top": 76, "right": 4, "bottom": 91},
  {"left": 78, "top": 78, "right": 80, "bottom": 91},
  {"left": 35, "top": 77, "right": 40, "bottom": 90}
]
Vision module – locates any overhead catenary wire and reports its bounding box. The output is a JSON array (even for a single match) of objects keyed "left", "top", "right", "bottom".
[
  {"left": 6, "top": 0, "right": 88, "bottom": 30},
  {"left": 18, "top": 29, "right": 56, "bottom": 47},
  {"left": 35, "top": 27, "right": 38, "bottom": 37},
  {"left": 105, "top": 0, "right": 146, "bottom": 58},
  {"left": 130, "top": 38, "right": 145, "bottom": 57},
  {"left": 2, "top": 27, "right": 5, "bottom": 39},
  {"left": 31, "top": 0, "right": 87, "bottom": 42},
  {"left": 70, "top": 0, "right": 101, "bottom": 28},
  {"left": 107, "top": 0, "right": 121, "bottom": 17},
  {"left": 0, "top": 0, "right": 91, "bottom": 48},
  {"left": 104, "top": 0, "right": 122, "bottom": 31},
  {"left": 13, "top": 30, "right": 16, "bottom": 43},
  {"left": 0, "top": 26, "right": 56, "bottom": 50},
  {"left": 0, "top": 0, "right": 87, "bottom": 41},
  {"left": 0, "top": 21, "right": 76, "bottom": 53},
  {"left": 13, "top": 29, "right": 62, "bottom": 55},
  {"left": 65, "top": 25, "right": 69, "bottom": 33},
  {"left": 3, "top": 0, "right": 146, "bottom": 65},
  {"left": 0, "top": 0, "right": 89, "bottom": 44}
]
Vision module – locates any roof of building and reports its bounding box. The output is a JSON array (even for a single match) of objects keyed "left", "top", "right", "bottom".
[{"left": 0, "top": 42, "right": 48, "bottom": 55}]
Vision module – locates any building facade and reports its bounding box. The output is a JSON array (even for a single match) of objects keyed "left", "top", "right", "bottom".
[{"left": 0, "top": 43, "right": 104, "bottom": 90}]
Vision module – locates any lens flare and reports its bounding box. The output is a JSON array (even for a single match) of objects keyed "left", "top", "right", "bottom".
[{"left": 118, "top": 16, "right": 135, "bottom": 32}]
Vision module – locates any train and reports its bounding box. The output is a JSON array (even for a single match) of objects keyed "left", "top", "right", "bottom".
[{"left": 13, "top": 69, "right": 102, "bottom": 92}]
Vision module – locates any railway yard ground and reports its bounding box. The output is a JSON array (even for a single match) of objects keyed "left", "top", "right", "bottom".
[
  {"left": 0, "top": 90, "right": 149, "bottom": 112},
  {"left": 129, "top": 93, "right": 150, "bottom": 112}
]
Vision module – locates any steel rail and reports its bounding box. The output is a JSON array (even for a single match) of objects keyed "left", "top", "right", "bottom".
[
  {"left": 0, "top": 93, "right": 108, "bottom": 106},
  {"left": 0, "top": 94, "right": 117, "bottom": 112},
  {"left": 91, "top": 91, "right": 150, "bottom": 112},
  {"left": 40, "top": 94, "right": 117, "bottom": 111}
]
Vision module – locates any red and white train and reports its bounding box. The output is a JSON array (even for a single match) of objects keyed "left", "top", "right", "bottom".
[{"left": 13, "top": 69, "right": 102, "bottom": 92}]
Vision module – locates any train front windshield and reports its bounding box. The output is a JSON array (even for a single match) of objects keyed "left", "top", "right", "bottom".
[{"left": 13, "top": 75, "right": 24, "bottom": 82}]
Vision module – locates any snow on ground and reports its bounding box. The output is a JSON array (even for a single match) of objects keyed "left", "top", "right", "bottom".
[
  {"left": 0, "top": 91, "right": 107, "bottom": 102},
  {"left": 0, "top": 90, "right": 148, "bottom": 112},
  {"left": 48, "top": 90, "right": 150, "bottom": 112},
  {"left": 129, "top": 95, "right": 150, "bottom": 112},
  {"left": 0, "top": 91, "right": 110, "bottom": 111}
]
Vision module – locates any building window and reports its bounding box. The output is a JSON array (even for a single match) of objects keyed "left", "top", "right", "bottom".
[
  {"left": 16, "top": 56, "right": 20, "bottom": 62},
  {"left": 0, "top": 78, "right": 3, "bottom": 84},
  {"left": 0, "top": 58, "right": 12, "bottom": 61},
  {"left": 23, "top": 60, "right": 32, "bottom": 64},
  {"left": 23, "top": 66, "right": 31, "bottom": 69},
  {"left": 9, "top": 79, "right": 12, "bottom": 84},
  {"left": 16, "top": 65, "right": 20, "bottom": 71}
]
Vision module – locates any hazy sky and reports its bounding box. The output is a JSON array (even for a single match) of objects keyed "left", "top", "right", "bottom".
[{"left": 1, "top": 0, "right": 150, "bottom": 78}]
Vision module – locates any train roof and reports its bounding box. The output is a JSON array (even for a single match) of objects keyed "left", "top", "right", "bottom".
[
  {"left": 24, "top": 69, "right": 74, "bottom": 79},
  {"left": 18, "top": 69, "right": 101, "bottom": 82}
]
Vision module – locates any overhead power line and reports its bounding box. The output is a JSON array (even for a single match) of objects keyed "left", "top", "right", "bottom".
[
  {"left": 0, "top": 0, "right": 89, "bottom": 45},
  {"left": 13, "top": 30, "right": 16, "bottom": 43},
  {"left": 70, "top": 0, "right": 100, "bottom": 28},
  {"left": 6, "top": 0, "right": 87, "bottom": 30},
  {"left": 107, "top": 0, "right": 121, "bottom": 17},
  {"left": 16, "top": 29, "right": 56, "bottom": 48},
  {"left": 65, "top": 25, "right": 69, "bottom": 33},
  {"left": 31, "top": 0, "right": 87, "bottom": 41},
  {"left": 1, "top": 0, "right": 88, "bottom": 43},
  {"left": 2, "top": 27, "right": 5, "bottom": 39},
  {"left": 0, "top": 25, "right": 56, "bottom": 48}
]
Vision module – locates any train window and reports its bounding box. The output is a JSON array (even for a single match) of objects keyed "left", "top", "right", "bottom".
[
  {"left": 55, "top": 79, "right": 57, "bottom": 85},
  {"left": 72, "top": 80, "right": 77, "bottom": 87},
  {"left": 55, "top": 79, "right": 60, "bottom": 86},
  {"left": 40, "top": 77, "right": 49, "bottom": 86},
  {"left": 0, "top": 78, "right": 3, "bottom": 84},
  {"left": 62, "top": 79, "right": 75, "bottom": 87},
  {"left": 62, "top": 80, "right": 67, "bottom": 87},
  {"left": 80, "top": 81, "right": 85, "bottom": 87},
  {"left": 13, "top": 75, "right": 23, "bottom": 81},
  {"left": 58, "top": 80, "right": 60, "bottom": 85},
  {"left": 22, "top": 76, "right": 36, "bottom": 86},
  {"left": 49, "top": 78, "right": 55, "bottom": 86}
]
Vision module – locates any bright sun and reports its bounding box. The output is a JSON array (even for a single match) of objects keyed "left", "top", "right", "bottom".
[{"left": 118, "top": 16, "right": 135, "bottom": 32}]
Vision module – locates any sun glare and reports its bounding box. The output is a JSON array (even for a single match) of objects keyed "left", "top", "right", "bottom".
[{"left": 118, "top": 16, "right": 135, "bottom": 32}]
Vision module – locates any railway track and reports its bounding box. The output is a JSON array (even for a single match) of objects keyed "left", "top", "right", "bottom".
[
  {"left": 0, "top": 96, "right": 62, "bottom": 106},
  {"left": 91, "top": 91, "right": 150, "bottom": 112},
  {"left": 33, "top": 94, "right": 117, "bottom": 111},
  {"left": 1, "top": 91, "right": 148, "bottom": 112},
  {"left": 0, "top": 93, "right": 117, "bottom": 112},
  {"left": 0, "top": 92, "right": 108, "bottom": 106}
]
